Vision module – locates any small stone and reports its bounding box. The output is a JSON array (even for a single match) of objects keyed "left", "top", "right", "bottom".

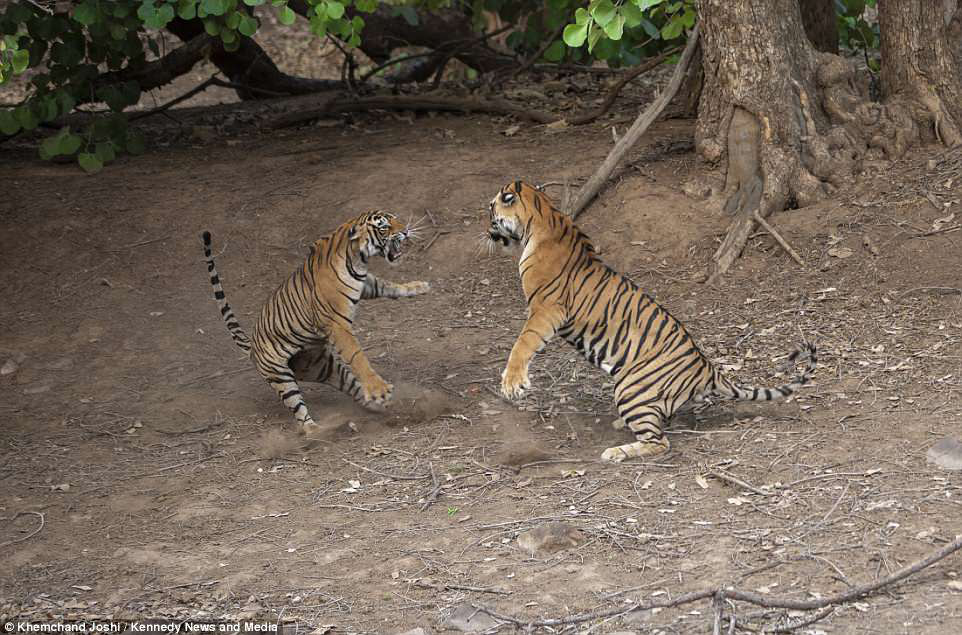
[
  {"left": 517, "top": 521, "right": 585, "bottom": 556},
  {"left": 927, "top": 437, "right": 962, "bottom": 470},
  {"left": 1, "top": 359, "right": 18, "bottom": 375},
  {"left": 23, "top": 382, "right": 52, "bottom": 395},
  {"left": 622, "top": 609, "right": 653, "bottom": 626},
  {"left": 442, "top": 603, "right": 500, "bottom": 632}
]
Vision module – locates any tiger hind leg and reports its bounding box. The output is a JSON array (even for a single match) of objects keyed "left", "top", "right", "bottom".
[
  {"left": 601, "top": 406, "right": 671, "bottom": 463},
  {"left": 266, "top": 376, "right": 318, "bottom": 436},
  {"left": 290, "top": 346, "right": 374, "bottom": 410}
]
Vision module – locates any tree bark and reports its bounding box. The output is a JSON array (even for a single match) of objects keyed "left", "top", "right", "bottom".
[
  {"left": 878, "top": 0, "right": 962, "bottom": 147},
  {"left": 799, "top": 0, "right": 838, "bottom": 54}
]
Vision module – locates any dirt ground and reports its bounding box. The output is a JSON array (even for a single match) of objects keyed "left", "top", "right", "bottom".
[{"left": 2, "top": 76, "right": 962, "bottom": 634}]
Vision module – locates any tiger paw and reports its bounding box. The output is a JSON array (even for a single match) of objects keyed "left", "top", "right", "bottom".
[
  {"left": 601, "top": 438, "right": 670, "bottom": 462},
  {"left": 610, "top": 417, "right": 627, "bottom": 430},
  {"left": 404, "top": 281, "right": 431, "bottom": 296},
  {"left": 361, "top": 377, "right": 394, "bottom": 410},
  {"left": 500, "top": 367, "right": 530, "bottom": 401}
]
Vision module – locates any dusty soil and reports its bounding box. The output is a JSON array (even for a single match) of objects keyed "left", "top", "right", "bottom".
[{"left": 2, "top": 77, "right": 962, "bottom": 634}]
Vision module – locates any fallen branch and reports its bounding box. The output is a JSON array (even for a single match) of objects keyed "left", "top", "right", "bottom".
[
  {"left": 564, "top": 45, "right": 678, "bottom": 126},
  {"left": 567, "top": 26, "right": 700, "bottom": 219},
  {"left": 419, "top": 462, "right": 442, "bottom": 511},
  {"left": 268, "top": 94, "right": 556, "bottom": 129},
  {"left": 752, "top": 209, "right": 806, "bottom": 266},
  {"left": 710, "top": 469, "right": 770, "bottom": 497},
  {"left": 413, "top": 580, "right": 511, "bottom": 595},
  {"left": 472, "top": 533, "right": 962, "bottom": 628}
]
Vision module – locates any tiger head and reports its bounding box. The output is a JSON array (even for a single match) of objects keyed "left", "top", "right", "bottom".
[
  {"left": 485, "top": 180, "right": 540, "bottom": 250},
  {"left": 350, "top": 211, "right": 412, "bottom": 264}
]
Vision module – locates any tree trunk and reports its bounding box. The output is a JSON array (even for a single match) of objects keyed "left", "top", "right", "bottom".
[
  {"left": 878, "top": 0, "right": 962, "bottom": 147},
  {"left": 165, "top": 18, "right": 340, "bottom": 99},
  {"left": 695, "top": 0, "right": 883, "bottom": 282},
  {"left": 288, "top": 1, "right": 515, "bottom": 77},
  {"left": 799, "top": 0, "right": 838, "bottom": 54},
  {"left": 696, "top": 0, "right": 962, "bottom": 282}
]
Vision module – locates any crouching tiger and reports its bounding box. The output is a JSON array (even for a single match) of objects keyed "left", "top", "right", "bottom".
[
  {"left": 485, "top": 180, "right": 816, "bottom": 462},
  {"left": 202, "top": 211, "right": 429, "bottom": 435}
]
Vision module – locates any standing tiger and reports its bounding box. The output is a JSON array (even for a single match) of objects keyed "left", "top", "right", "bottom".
[
  {"left": 202, "top": 211, "right": 429, "bottom": 435},
  {"left": 485, "top": 181, "right": 816, "bottom": 462}
]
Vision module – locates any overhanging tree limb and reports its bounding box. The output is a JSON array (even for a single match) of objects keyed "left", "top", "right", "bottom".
[{"left": 566, "top": 25, "right": 700, "bottom": 220}]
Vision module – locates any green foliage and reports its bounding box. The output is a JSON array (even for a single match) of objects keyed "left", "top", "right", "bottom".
[
  {"left": 836, "top": 0, "right": 879, "bottom": 70},
  {"left": 510, "top": 0, "right": 690, "bottom": 68},
  {"left": 0, "top": 0, "right": 381, "bottom": 172}
]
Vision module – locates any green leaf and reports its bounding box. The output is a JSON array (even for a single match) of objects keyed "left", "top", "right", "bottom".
[
  {"left": 563, "top": 23, "right": 587, "bottom": 48},
  {"left": 680, "top": 8, "right": 696, "bottom": 28},
  {"left": 220, "top": 28, "right": 236, "bottom": 43},
  {"left": 351, "top": 15, "right": 364, "bottom": 30},
  {"left": 603, "top": 14, "right": 624, "bottom": 40},
  {"left": 0, "top": 109, "right": 20, "bottom": 135},
  {"left": 636, "top": 0, "right": 663, "bottom": 10},
  {"left": 15, "top": 105, "right": 38, "bottom": 131},
  {"left": 202, "top": 0, "right": 229, "bottom": 16},
  {"left": 225, "top": 10, "right": 241, "bottom": 28},
  {"left": 177, "top": 0, "right": 197, "bottom": 20},
  {"left": 243, "top": 0, "right": 266, "bottom": 5},
  {"left": 59, "top": 132, "right": 83, "bottom": 155},
  {"left": 590, "top": 0, "right": 616, "bottom": 27},
  {"left": 395, "top": 6, "right": 418, "bottom": 26},
  {"left": 78, "top": 152, "right": 103, "bottom": 173},
  {"left": 152, "top": 3, "right": 176, "bottom": 28},
  {"left": 41, "top": 134, "right": 63, "bottom": 157},
  {"left": 238, "top": 15, "right": 258, "bottom": 36},
  {"left": 640, "top": 17, "right": 660, "bottom": 39},
  {"left": 308, "top": 14, "right": 327, "bottom": 36},
  {"left": 326, "top": 1, "right": 345, "bottom": 19},
  {"left": 12, "top": 48, "right": 29, "bottom": 73},
  {"left": 223, "top": 37, "right": 240, "bottom": 51},
  {"left": 620, "top": 3, "right": 643, "bottom": 27},
  {"left": 95, "top": 141, "right": 116, "bottom": 163},
  {"left": 126, "top": 128, "right": 145, "bottom": 155},
  {"left": 543, "top": 40, "right": 565, "bottom": 62},
  {"left": 278, "top": 5, "right": 296, "bottom": 25},
  {"left": 587, "top": 23, "right": 603, "bottom": 52},
  {"left": 661, "top": 17, "right": 684, "bottom": 40},
  {"left": 137, "top": 1, "right": 157, "bottom": 22},
  {"left": 203, "top": 19, "right": 221, "bottom": 35},
  {"left": 574, "top": 8, "right": 590, "bottom": 25},
  {"left": 73, "top": 2, "right": 99, "bottom": 26},
  {"left": 355, "top": 0, "right": 377, "bottom": 12}
]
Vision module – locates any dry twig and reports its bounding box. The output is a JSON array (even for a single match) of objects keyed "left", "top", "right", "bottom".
[{"left": 0, "top": 511, "right": 45, "bottom": 548}]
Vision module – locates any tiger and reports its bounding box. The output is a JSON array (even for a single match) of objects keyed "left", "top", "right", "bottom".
[
  {"left": 484, "top": 180, "right": 816, "bottom": 462},
  {"left": 201, "top": 211, "right": 430, "bottom": 435}
]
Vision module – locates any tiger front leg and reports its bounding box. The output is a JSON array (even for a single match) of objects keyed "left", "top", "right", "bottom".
[
  {"left": 327, "top": 326, "right": 393, "bottom": 410},
  {"left": 361, "top": 274, "right": 430, "bottom": 300},
  {"left": 501, "top": 306, "right": 564, "bottom": 401}
]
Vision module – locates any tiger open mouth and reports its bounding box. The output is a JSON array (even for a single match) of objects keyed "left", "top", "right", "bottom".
[
  {"left": 488, "top": 231, "right": 511, "bottom": 247},
  {"left": 385, "top": 232, "right": 406, "bottom": 263}
]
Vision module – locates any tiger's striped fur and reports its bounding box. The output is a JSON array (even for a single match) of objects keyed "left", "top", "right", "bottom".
[
  {"left": 202, "top": 211, "right": 429, "bottom": 435},
  {"left": 486, "top": 181, "right": 816, "bottom": 462}
]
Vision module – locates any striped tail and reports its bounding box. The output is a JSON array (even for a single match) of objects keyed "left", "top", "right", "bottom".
[
  {"left": 720, "top": 341, "right": 817, "bottom": 402},
  {"left": 202, "top": 231, "right": 252, "bottom": 354}
]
